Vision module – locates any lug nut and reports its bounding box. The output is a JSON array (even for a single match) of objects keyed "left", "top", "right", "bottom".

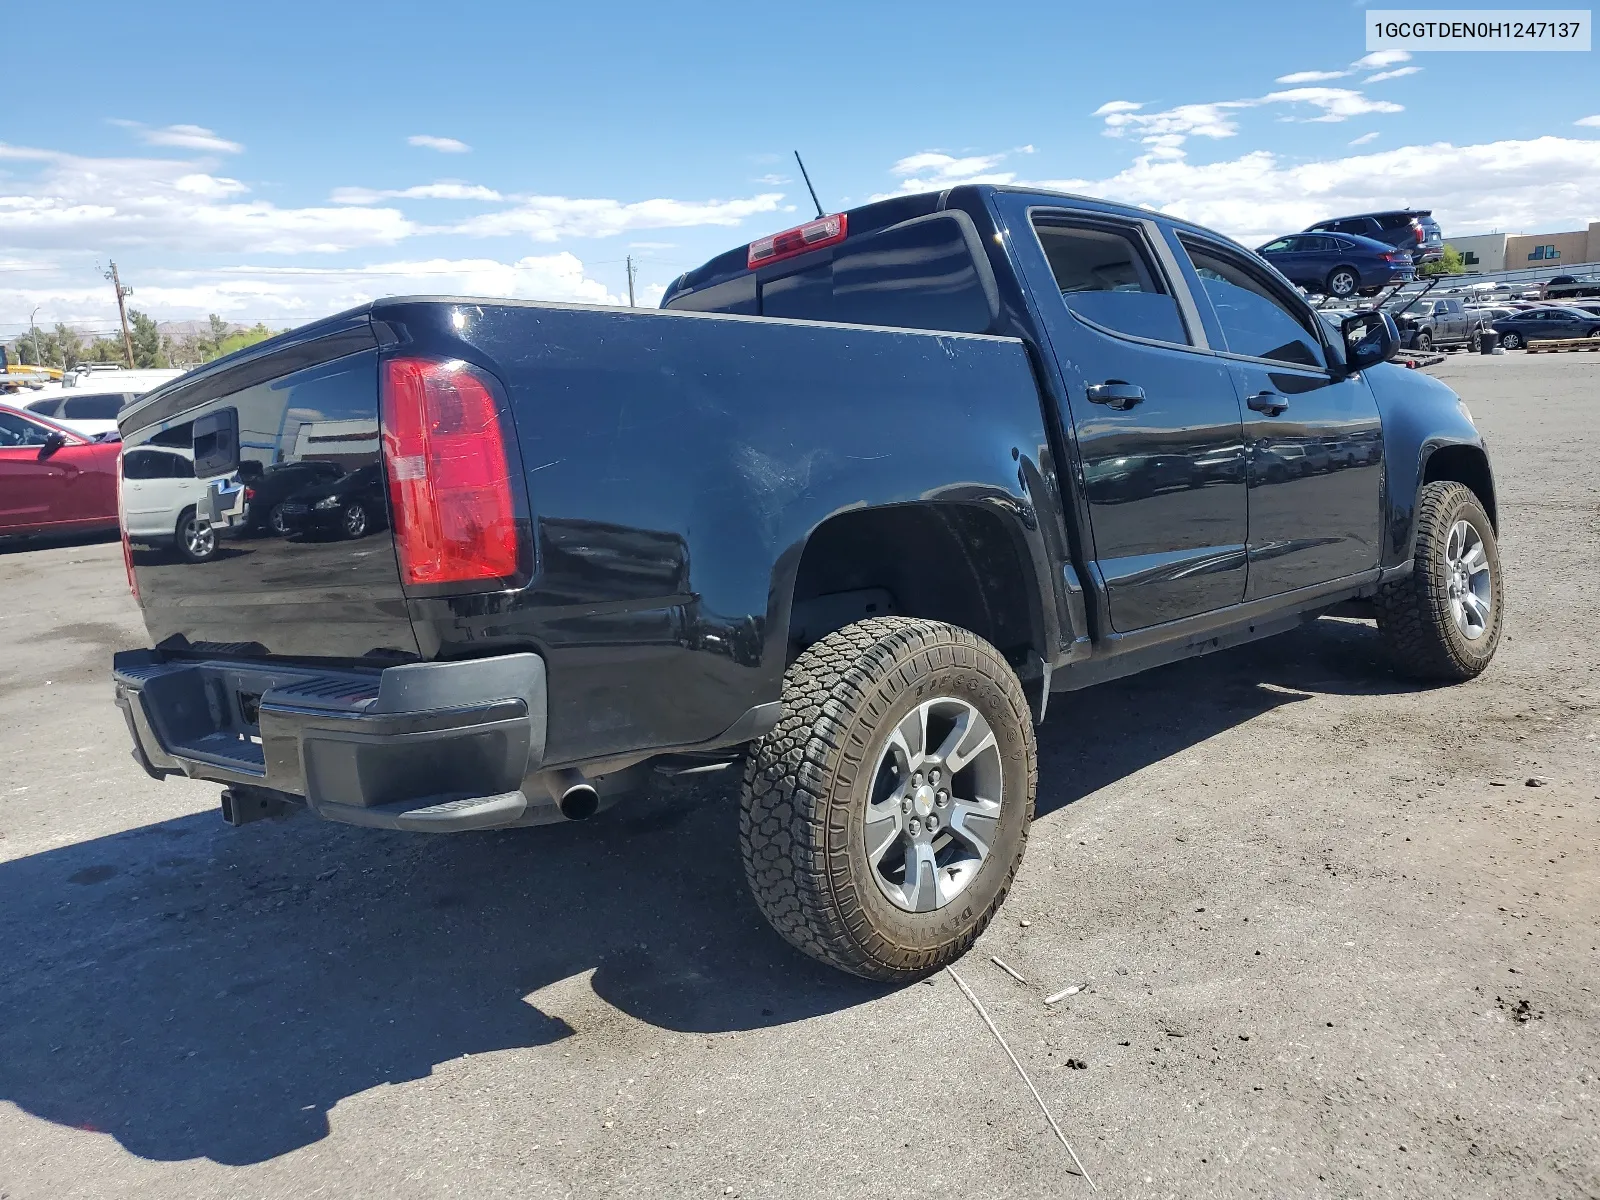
[
  {"left": 901, "top": 797, "right": 912, "bottom": 814},
  {"left": 912, "top": 772, "right": 924, "bottom": 788},
  {"left": 936, "top": 790, "right": 949, "bottom": 807},
  {"left": 927, "top": 813, "right": 939, "bottom": 831},
  {"left": 930, "top": 769, "right": 941, "bottom": 785},
  {"left": 909, "top": 818, "right": 921, "bottom": 837}
]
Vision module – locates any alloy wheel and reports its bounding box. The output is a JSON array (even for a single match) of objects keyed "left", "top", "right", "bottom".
[
  {"left": 343, "top": 504, "right": 368, "bottom": 538},
  {"left": 1444, "top": 519, "right": 1493, "bottom": 641},
  {"left": 183, "top": 517, "right": 216, "bottom": 560},
  {"left": 864, "top": 696, "right": 1004, "bottom": 913}
]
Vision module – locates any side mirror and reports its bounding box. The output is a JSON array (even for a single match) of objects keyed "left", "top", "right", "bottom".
[
  {"left": 39, "top": 430, "right": 68, "bottom": 457},
  {"left": 1341, "top": 310, "right": 1399, "bottom": 372}
]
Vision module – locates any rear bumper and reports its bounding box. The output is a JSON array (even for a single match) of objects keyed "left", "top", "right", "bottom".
[{"left": 113, "top": 649, "right": 552, "bottom": 832}]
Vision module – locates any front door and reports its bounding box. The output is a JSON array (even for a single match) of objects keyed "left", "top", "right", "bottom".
[
  {"left": 0, "top": 412, "right": 68, "bottom": 531},
  {"left": 1023, "top": 210, "right": 1248, "bottom": 633},
  {"left": 1174, "top": 236, "right": 1384, "bottom": 599}
]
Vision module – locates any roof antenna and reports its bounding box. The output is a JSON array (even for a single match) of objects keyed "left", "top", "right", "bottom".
[{"left": 794, "top": 151, "right": 825, "bottom": 218}]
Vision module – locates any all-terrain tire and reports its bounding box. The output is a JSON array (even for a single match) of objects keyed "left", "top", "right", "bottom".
[
  {"left": 739, "top": 617, "right": 1036, "bottom": 982},
  {"left": 1375, "top": 481, "right": 1502, "bottom": 681}
]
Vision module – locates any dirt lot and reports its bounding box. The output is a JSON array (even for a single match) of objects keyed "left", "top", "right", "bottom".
[{"left": 0, "top": 351, "right": 1596, "bottom": 1200}]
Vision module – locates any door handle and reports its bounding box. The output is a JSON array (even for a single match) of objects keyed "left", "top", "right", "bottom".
[
  {"left": 1246, "top": 391, "right": 1289, "bottom": 416},
  {"left": 1086, "top": 381, "right": 1145, "bottom": 410}
]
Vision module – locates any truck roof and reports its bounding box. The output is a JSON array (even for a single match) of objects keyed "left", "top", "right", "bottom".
[{"left": 661, "top": 184, "right": 1215, "bottom": 308}]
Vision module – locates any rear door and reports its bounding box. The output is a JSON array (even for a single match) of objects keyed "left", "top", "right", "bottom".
[
  {"left": 119, "top": 320, "right": 419, "bottom": 661},
  {"left": 1173, "top": 235, "right": 1384, "bottom": 599},
  {"left": 1019, "top": 207, "right": 1248, "bottom": 632}
]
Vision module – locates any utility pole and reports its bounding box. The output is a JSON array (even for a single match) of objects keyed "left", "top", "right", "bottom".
[
  {"left": 106, "top": 260, "right": 135, "bottom": 368},
  {"left": 625, "top": 255, "right": 637, "bottom": 307}
]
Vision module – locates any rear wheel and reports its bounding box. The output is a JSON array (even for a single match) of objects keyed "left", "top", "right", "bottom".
[
  {"left": 739, "top": 617, "right": 1036, "bottom": 981},
  {"left": 1469, "top": 330, "right": 1482, "bottom": 353},
  {"left": 174, "top": 508, "right": 218, "bottom": 564},
  {"left": 1500, "top": 330, "right": 1524, "bottom": 350},
  {"left": 1587, "top": 327, "right": 1600, "bottom": 339},
  {"left": 1326, "top": 267, "right": 1359, "bottom": 299},
  {"left": 1375, "top": 482, "right": 1502, "bottom": 681}
]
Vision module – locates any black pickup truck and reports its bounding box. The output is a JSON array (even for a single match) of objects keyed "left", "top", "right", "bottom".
[{"left": 112, "top": 184, "right": 1501, "bottom": 981}]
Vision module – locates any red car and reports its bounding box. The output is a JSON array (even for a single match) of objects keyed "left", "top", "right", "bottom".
[{"left": 0, "top": 403, "right": 121, "bottom": 538}]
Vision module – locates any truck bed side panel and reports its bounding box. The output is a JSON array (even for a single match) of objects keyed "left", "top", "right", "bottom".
[{"left": 377, "top": 300, "right": 1053, "bottom": 768}]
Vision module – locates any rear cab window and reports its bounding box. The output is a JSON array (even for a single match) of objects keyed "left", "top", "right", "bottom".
[{"left": 665, "top": 210, "right": 997, "bottom": 335}]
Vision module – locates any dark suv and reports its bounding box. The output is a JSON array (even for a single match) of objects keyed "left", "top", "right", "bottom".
[{"left": 1307, "top": 210, "right": 1444, "bottom": 265}]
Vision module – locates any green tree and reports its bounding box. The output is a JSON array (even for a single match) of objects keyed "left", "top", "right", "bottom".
[
  {"left": 1419, "top": 244, "right": 1467, "bottom": 278},
  {"left": 202, "top": 313, "right": 231, "bottom": 359},
  {"left": 214, "top": 323, "right": 274, "bottom": 358},
  {"left": 128, "top": 309, "right": 169, "bottom": 369},
  {"left": 52, "top": 323, "right": 83, "bottom": 370},
  {"left": 86, "top": 336, "right": 125, "bottom": 364}
]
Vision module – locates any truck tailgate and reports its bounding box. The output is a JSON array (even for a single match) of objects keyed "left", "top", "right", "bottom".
[{"left": 119, "top": 315, "right": 420, "bottom": 662}]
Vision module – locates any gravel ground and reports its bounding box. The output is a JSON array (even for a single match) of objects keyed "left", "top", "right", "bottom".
[{"left": 0, "top": 350, "right": 1595, "bottom": 1199}]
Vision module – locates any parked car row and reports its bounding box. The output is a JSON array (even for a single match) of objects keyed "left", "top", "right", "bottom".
[
  {"left": 1489, "top": 306, "right": 1600, "bottom": 350},
  {"left": 1257, "top": 208, "right": 1443, "bottom": 299}
]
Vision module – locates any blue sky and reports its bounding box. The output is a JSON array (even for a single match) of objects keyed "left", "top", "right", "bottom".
[{"left": 4, "top": 0, "right": 1598, "bottom": 335}]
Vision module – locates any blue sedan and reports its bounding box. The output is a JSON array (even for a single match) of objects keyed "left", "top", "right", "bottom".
[{"left": 1255, "top": 231, "right": 1416, "bottom": 299}]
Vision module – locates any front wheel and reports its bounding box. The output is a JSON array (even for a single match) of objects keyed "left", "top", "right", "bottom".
[
  {"left": 1414, "top": 329, "right": 1433, "bottom": 352},
  {"left": 174, "top": 508, "right": 219, "bottom": 564},
  {"left": 740, "top": 617, "right": 1036, "bottom": 981},
  {"left": 1326, "top": 267, "right": 1359, "bottom": 299},
  {"left": 341, "top": 502, "right": 369, "bottom": 539},
  {"left": 1500, "top": 331, "right": 1524, "bottom": 350},
  {"left": 1375, "top": 482, "right": 1502, "bottom": 681}
]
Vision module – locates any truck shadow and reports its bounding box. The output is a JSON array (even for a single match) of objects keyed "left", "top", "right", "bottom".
[{"left": 0, "top": 616, "right": 1416, "bottom": 1166}]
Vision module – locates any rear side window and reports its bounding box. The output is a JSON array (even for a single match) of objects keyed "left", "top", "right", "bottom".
[
  {"left": 1032, "top": 219, "right": 1190, "bottom": 345},
  {"left": 1378, "top": 214, "right": 1416, "bottom": 230},
  {"left": 122, "top": 448, "right": 195, "bottom": 479},
  {"left": 759, "top": 212, "right": 998, "bottom": 335},
  {"left": 1180, "top": 239, "right": 1326, "bottom": 368},
  {"left": 25, "top": 398, "right": 63, "bottom": 417},
  {"left": 61, "top": 394, "right": 128, "bottom": 420}
]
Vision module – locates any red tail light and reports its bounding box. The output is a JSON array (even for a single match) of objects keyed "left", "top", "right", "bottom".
[
  {"left": 379, "top": 357, "right": 523, "bottom": 589},
  {"left": 748, "top": 213, "right": 848, "bottom": 269},
  {"left": 116, "top": 447, "right": 136, "bottom": 598},
  {"left": 1413, "top": 224, "right": 1425, "bottom": 243}
]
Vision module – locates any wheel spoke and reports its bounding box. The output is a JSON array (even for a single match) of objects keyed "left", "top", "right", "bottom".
[
  {"left": 947, "top": 798, "right": 1001, "bottom": 858},
  {"left": 1463, "top": 591, "right": 1490, "bottom": 627},
  {"left": 864, "top": 799, "right": 903, "bottom": 867},
  {"left": 936, "top": 706, "right": 997, "bottom": 775},
  {"left": 1461, "top": 541, "right": 1486, "bottom": 574},
  {"left": 888, "top": 704, "right": 929, "bottom": 770},
  {"left": 901, "top": 841, "right": 943, "bottom": 913}
]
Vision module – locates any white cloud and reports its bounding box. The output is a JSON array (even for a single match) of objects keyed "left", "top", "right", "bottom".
[
  {"left": 408, "top": 135, "right": 470, "bottom": 153},
  {"left": 453, "top": 192, "right": 785, "bottom": 241},
  {"left": 1349, "top": 131, "right": 1380, "bottom": 146},
  {"left": 1, "top": 253, "right": 625, "bottom": 329},
  {"left": 1092, "top": 100, "right": 1144, "bottom": 117},
  {"left": 1276, "top": 70, "right": 1351, "bottom": 83},
  {"left": 331, "top": 181, "right": 503, "bottom": 204},
  {"left": 122, "top": 123, "right": 243, "bottom": 154},
  {"left": 173, "top": 173, "right": 249, "bottom": 197},
  {"left": 1365, "top": 66, "right": 1422, "bottom": 83},
  {"left": 0, "top": 144, "right": 413, "bottom": 254},
  {"left": 1576, "top": 114, "right": 1600, "bottom": 127},
  {"left": 1016, "top": 135, "right": 1600, "bottom": 247},
  {"left": 1260, "top": 87, "right": 1403, "bottom": 123},
  {"left": 752, "top": 173, "right": 792, "bottom": 185},
  {"left": 1352, "top": 49, "right": 1411, "bottom": 70}
]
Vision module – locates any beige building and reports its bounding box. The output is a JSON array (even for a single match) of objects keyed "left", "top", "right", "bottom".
[{"left": 1451, "top": 221, "right": 1600, "bottom": 273}]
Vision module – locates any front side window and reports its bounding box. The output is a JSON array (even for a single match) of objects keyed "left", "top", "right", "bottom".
[
  {"left": 0, "top": 412, "right": 57, "bottom": 448},
  {"left": 1180, "top": 239, "right": 1326, "bottom": 368},
  {"left": 1259, "top": 237, "right": 1296, "bottom": 254},
  {"left": 1032, "top": 219, "right": 1189, "bottom": 345}
]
